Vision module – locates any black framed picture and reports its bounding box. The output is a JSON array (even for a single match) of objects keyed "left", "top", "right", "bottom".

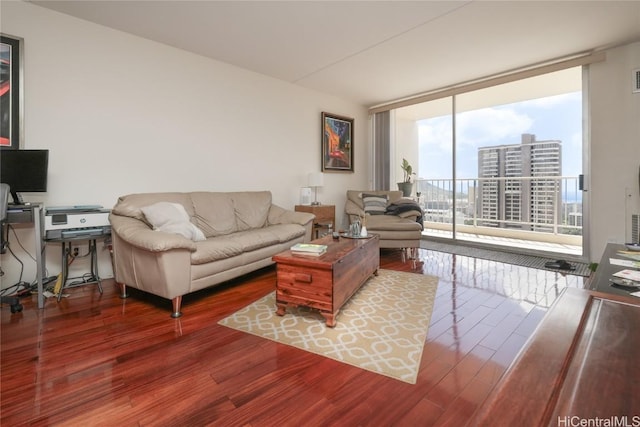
[
  {"left": 321, "top": 112, "right": 353, "bottom": 172},
  {"left": 1, "top": 34, "right": 24, "bottom": 150}
]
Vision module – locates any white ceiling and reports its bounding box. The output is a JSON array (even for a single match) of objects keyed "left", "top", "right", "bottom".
[{"left": 29, "top": 0, "right": 640, "bottom": 108}]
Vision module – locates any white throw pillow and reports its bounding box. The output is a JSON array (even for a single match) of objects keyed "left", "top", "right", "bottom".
[{"left": 141, "top": 202, "right": 206, "bottom": 241}]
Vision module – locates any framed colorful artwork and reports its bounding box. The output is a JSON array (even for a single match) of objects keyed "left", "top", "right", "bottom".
[
  {"left": 321, "top": 112, "right": 353, "bottom": 172},
  {"left": 1, "top": 33, "right": 24, "bottom": 150}
]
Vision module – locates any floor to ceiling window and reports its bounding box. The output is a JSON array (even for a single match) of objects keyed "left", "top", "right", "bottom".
[{"left": 393, "top": 67, "right": 584, "bottom": 257}]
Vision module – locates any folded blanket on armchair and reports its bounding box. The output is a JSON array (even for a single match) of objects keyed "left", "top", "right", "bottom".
[{"left": 385, "top": 199, "right": 424, "bottom": 230}]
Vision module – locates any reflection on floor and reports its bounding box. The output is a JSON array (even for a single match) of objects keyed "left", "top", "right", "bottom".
[
  {"left": 409, "top": 248, "right": 587, "bottom": 423},
  {"left": 421, "top": 240, "right": 591, "bottom": 276}
]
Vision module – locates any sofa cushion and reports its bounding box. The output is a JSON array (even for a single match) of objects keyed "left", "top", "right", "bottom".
[
  {"left": 397, "top": 209, "right": 423, "bottom": 219},
  {"left": 232, "top": 191, "right": 271, "bottom": 231},
  {"left": 229, "top": 229, "right": 280, "bottom": 252},
  {"left": 362, "top": 193, "right": 388, "bottom": 215},
  {"left": 264, "top": 224, "right": 306, "bottom": 243},
  {"left": 190, "top": 191, "right": 272, "bottom": 237},
  {"left": 191, "top": 192, "right": 237, "bottom": 237},
  {"left": 365, "top": 214, "right": 423, "bottom": 231},
  {"left": 140, "top": 202, "right": 206, "bottom": 241},
  {"left": 191, "top": 236, "right": 244, "bottom": 264},
  {"left": 189, "top": 223, "right": 306, "bottom": 265},
  {"left": 112, "top": 192, "right": 195, "bottom": 222}
]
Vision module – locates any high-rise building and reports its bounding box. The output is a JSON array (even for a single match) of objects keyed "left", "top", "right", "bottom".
[{"left": 477, "top": 134, "right": 562, "bottom": 232}]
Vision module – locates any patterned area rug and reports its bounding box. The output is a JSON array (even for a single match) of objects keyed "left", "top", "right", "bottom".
[
  {"left": 421, "top": 240, "right": 592, "bottom": 277},
  {"left": 219, "top": 269, "right": 439, "bottom": 384}
]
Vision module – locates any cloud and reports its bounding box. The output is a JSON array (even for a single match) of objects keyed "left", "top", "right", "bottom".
[
  {"left": 419, "top": 116, "right": 452, "bottom": 152},
  {"left": 456, "top": 107, "right": 533, "bottom": 147},
  {"left": 419, "top": 107, "right": 534, "bottom": 150},
  {"left": 418, "top": 107, "right": 533, "bottom": 179},
  {"left": 415, "top": 92, "right": 582, "bottom": 179}
]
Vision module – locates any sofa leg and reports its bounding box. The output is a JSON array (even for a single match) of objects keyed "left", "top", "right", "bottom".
[
  {"left": 117, "top": 282, "right": 129, "bottom": 299},
  {"left": 171, "top": 296, "right": 183, "bottom": 318}
]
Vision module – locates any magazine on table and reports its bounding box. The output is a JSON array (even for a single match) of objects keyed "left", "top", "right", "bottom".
[
  {"left": 291, "top": 249, "right": 326, "bottom": 257},
  {"left": 612, "top": 269, "right": 640, "bottom": 283},
  {"left": 609, "top": 258, "right": 640, "bottom": 269},
  {"left": 290, "top": 243, "right": 328, "bottom": 255},
  {"left": 617, "top": 250, "right": 640, "bottom": 262}
]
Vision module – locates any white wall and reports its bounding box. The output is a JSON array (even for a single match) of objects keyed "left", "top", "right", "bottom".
[
  {"left": 589, "top": 41, "right": 640, "bottom": 260},
  {"left": 0, "top": 1, "right": 369, "bottom": 288}
]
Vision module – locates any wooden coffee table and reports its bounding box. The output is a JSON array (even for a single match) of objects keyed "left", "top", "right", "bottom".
[{"left": 272, "top": 234, "right": 380, "bottom": 327}]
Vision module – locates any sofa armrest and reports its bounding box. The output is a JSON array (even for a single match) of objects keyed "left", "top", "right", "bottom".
[
  {"left": 268, "top": 204, "right": 314, "bottom": 227},
  {"left": 268, "top": 204, "right": 315, "bottom": 242},
  {"left": 397, "top": 211, "right": 421, "bottom": 221},
  {"left": 345, "top": 199, "right": 365, "bottom": 224},
  {"left": 109, "top": 214, "right": 197, "bottom": 252}
]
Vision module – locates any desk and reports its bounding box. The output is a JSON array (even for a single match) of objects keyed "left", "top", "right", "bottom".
[
  {"left": 589, "top": 242, "right": 638, "bottom": 297},
  {"left": 6, "top": 203, "right": 46, "bottom": 309},
  {"left": 295, "top": 205, "right": 335, "bottom": 239}
]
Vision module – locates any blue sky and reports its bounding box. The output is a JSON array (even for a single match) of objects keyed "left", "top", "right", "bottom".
[{"left": 417, "top": 91, "right": 583, "bottom": 180}]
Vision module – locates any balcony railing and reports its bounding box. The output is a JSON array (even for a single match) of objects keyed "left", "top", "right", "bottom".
[{"left": 414, "top": 176, "right": 582, "bottom": 248}]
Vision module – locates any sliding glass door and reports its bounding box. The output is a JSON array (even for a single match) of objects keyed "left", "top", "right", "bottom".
[{"left": 394, "top": 67, "right": 585, "bottom": 257}]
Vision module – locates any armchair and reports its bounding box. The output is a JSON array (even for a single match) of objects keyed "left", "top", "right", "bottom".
[{"left": 345, "top": 190, "right": 422, "bottom": 264}]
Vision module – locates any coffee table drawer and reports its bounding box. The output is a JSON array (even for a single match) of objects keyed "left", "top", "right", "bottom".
[{"left": 276, "top": 265, "right": 332, "bottom": 311}]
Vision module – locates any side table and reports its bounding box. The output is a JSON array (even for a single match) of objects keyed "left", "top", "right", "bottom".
[{"left": 295, "top": 204, "right": 335, "bottom": 239}]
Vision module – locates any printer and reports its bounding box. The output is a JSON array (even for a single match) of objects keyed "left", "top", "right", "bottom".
[{"left": 44, "top": 206, "right": 111, "bottom": 240}]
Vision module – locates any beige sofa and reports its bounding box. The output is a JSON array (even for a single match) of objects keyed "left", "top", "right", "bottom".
[
  {"left": 109, "top": 191, "right": 315, "bottom": 317},
  {"left": 345, "top": 190, "right": 423, "bottom": 259}
]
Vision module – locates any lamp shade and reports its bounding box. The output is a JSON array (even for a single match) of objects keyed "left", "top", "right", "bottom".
[{"left": 308, "top": 172, "right": 324, "bottom": 187}]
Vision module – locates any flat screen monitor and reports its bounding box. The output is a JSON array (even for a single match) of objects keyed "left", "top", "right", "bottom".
[{"left": 0, "top": 149, "right": 49, "bottom": 204}]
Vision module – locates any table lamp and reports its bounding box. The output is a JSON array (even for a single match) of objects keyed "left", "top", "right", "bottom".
[{"left": 308, "top": 172, "right": 324, "bottom": 205}]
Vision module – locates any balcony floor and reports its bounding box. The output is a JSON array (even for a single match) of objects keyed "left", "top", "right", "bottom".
[{"left": 422, "top": 228, "right": 583, "bottom": 259}]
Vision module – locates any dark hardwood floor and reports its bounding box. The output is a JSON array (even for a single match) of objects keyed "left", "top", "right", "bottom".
[{"left": 1, "top": 248, "right": 587, "bottom": 426}]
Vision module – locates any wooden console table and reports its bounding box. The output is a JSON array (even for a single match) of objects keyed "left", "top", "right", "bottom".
[
  {"left": 472, "top": 287, "right": 640, "bottom": 425},
  {"left": 589, "top": 242, "right": 638, "bottom": 297}
]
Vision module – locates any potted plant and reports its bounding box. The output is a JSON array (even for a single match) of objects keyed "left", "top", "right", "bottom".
[{"left": 397, "top": 158, "right": 415, "bottom": 196}]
